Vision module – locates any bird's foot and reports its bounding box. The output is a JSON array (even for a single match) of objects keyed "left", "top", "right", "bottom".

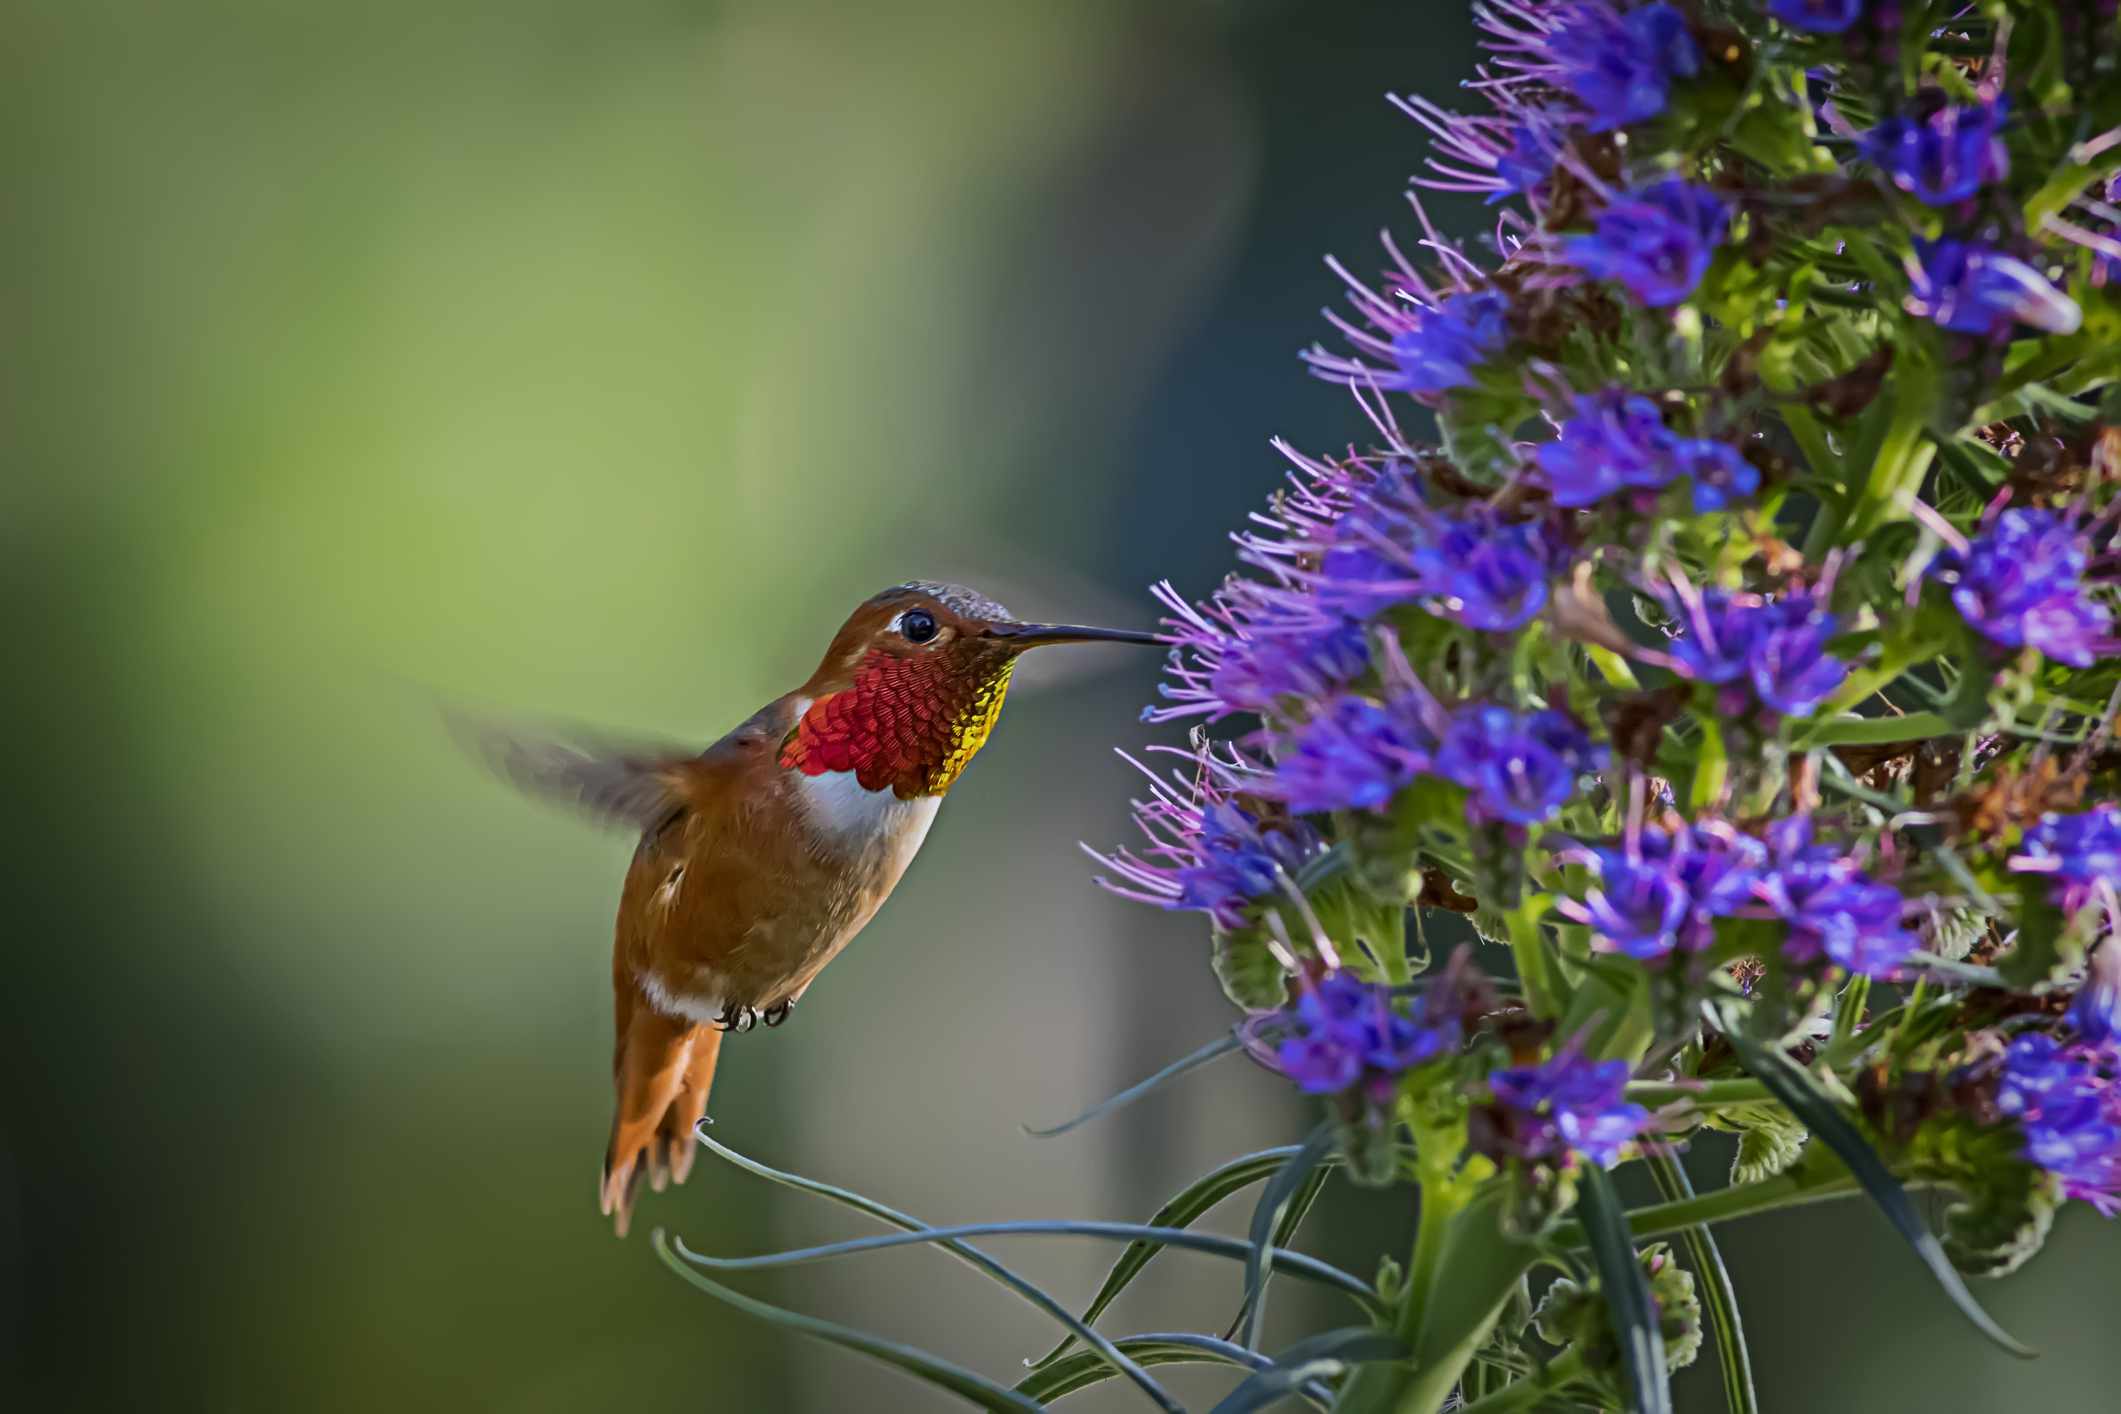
[
  {"left": 713, "top": 1002, "right": 761, "bottom": 1033},
  {"left": 763, "top": 998, "right": 795, "bottom": 1028}
]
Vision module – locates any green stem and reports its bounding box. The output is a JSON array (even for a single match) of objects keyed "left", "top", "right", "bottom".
[
  {"left": 1505, "top": 900, "right": 1563, "bottom": 1022},
  {"left": 1452, "top": 1348, "right": 1591, "bottom": 1414},
  {"left": 1624, "top": 1078, "right": 1771, "bottom": 1108},
  {"left": 1549, "top": 1161, "right": 1867, "bottom": 1249},
  {"left": 1794, "top": 710, "right": 1951, "bottom": 749}
]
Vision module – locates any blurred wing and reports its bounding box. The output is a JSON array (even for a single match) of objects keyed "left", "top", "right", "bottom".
[{"left": 447, "top": 708, "right": 696, "bottom": 831}]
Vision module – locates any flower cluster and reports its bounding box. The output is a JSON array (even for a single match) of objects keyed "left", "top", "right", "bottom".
[
  {"left": 1535, "top": 390, "right": 1758, "bottom": 512},
  {"left": 1082, "top": 4, "right": 2121, "bottom": 1401},
  {"left": 1941, "top": 509, "right": 2113, "bottom": 667},
  {"left": 1996, "top": 1033, "right": 2121, "bottom": 1215},
  {"left": 1486, "top": 1050, "right": 1651, "bottom": 1168},
  {"left": 1264, "top": 973, "right": 1461, "bottom": 1096}
]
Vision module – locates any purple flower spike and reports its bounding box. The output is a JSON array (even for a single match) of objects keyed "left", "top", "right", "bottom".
[
  {"left": 1769, "top": 0, "right": 1866, "bottom": 33},
  {"left": 1387, "top": 288, "right": 1512, "bottom": 396},
  {"left": 1940, "top": 509, "right": 2112, "bottom": 667},
  {"left": 1753, "top": 823, "right": 1914, "bottom": 978},
  {"left": 1566, "top": 179, "right": 1730, "bottom": 307},
  {"left": 1435, "top": 704, "right": 1606, "bottom": 825},
  {"left": 1489, "top": 1051, "right": 1650, "bottom": 1167},
  {"left": 1411, "top": 516, "right": 1558, "bottom": 630},
  {"left": 1551, "top": 2, "right": 1701, "bottom": 133},
  {"left": 1274, "top": 694, "right": 1432, "bottom": 814},
  {"left": 1907, "top": 239, "right": 2083, "bottom": 336},
  {"left": 1861, "top": 99, "right": 2009, "bottom": 205}
]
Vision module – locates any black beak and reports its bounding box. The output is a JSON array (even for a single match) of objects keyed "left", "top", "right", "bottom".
[{"left": 983, "top": 622, "right": 1163, "bottom": 649}]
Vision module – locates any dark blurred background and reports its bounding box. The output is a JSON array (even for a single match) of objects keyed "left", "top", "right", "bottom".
[{"left": 6, "top": 1, "right": 2118, "bottom": 1410}]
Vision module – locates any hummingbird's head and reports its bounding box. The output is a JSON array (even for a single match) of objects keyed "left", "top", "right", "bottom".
[{"left": 779, "top": 580, "right": 1159, "bottom": 799}]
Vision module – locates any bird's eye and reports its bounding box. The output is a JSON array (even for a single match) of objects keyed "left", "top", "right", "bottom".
[{"left": 900, "top": 609, "right": 939, "bottom": 643}]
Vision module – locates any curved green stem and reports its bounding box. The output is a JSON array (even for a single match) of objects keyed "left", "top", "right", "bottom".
[{"left": 1452, "top": 1348, "right": 1591, "bottom": 1414}]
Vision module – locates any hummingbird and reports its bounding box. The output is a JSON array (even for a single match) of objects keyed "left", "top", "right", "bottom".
[{"left": 463, "top": 581, "right": 1158, "bottom": 1235}]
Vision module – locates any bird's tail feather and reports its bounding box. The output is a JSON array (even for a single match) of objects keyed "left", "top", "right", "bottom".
[{"left": 601, "top": 1000, "right": 722, "bottom": 1237}]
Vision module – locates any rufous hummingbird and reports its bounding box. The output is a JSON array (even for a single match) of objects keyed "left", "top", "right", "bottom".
[{"left": 464, "top": 581, "right": 1157, "bottom": 1234}]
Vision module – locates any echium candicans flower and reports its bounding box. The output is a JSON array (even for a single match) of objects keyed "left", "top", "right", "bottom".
[
  {"left": 1299, "top": 462, "right": 1562, "bottom": 630},
  {"left": 1752, "top": 817, "right": 1915, "bottom": 977},
  {"left": 1272, "top": 693, "right": 1434, "bottom": 814},
  {"left": 1486, "top": 1050, "right": 1651, "bottom": 1167},
  {"left": 1303, "top": 270, "right": 1513, "bottom": 401},
  {"left": 1087, "top": 741, "right": 1324, "bottom": 931},
  {"left": 1480, "top": 1, "right": 1700, "bottom": 133},
  {"left": 1937, "top": 508, "right": 2113, "bottom": 667},
  {"left": 1555, "top": 822, "right": 1766, "bottom": 960},
  {"left": 1662, "top": 583, "right": 1850, "bottom": 718},
  {"left": 1535, "top": 389, "right": 1758, "bottom": 511},
  {"left": 1906, "top": 238, "right": 2083, "bottom": 336},
  {"left": 1433, "top": 704, "right": 1606, "bottom": 825},
  {"left": 1995, "top": 1034, "right": 2121, "bottom": 1215},
  {"left": 1768, "top": 0, "right": 1866, "bottom": 33},
  {"left": 2071, "top": 943, "right": 2121, "bottom": 1046},
  {"left": 1861, "top": 97, "right": 2010, "bottom": 205},
  {"left": 1565, "top": 179, "right": 1730, "bottom": 307},
  {"left": 1393, "top": 93, "right": 1560, "bottom": 205},
  {"left": 1145, "top": 578, "right": 1370, "bottom": 724},
  {"left": 2012, "top": 806, "right": 2121, "bottom": 916},
  {"left": 1261, "top": 972, "right": 1462, "bottom": 1096}
]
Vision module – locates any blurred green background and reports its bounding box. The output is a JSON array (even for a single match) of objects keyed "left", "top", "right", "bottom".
[{"left": 6, "top": 1, "right": 2118, "bottom": 1409}]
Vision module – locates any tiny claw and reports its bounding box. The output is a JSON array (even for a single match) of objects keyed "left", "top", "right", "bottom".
[{"left": 763, "top": 999, "right": 795, "bottom": 1028}]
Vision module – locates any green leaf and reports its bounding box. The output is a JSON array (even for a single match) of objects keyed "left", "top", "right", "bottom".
[
  {"left": 650, "top": 1230, "right": 1043, "bottom": 1413},
  {"left": 1208, "top": 1329, "right": 1406, "bottom": 1414},
  {"left": 1024, "top": 1031, "right": 1242, "bottom": 1138},
  {"left": 1016, "top": 1333, "right": 1325, "bottom": 1409},
  {"left": 688, "top": 1128, "right": 1180, "bottom": 1410},
  {"left": 1227, "top": 1160, "right": 1334, "bottom": 1343},
  {"left": 1580, "top": 1166, "right": 1673, "bottom": 1414},
  {"left": 1645, "top": 1150, "right": 1757, "bottom": 1414},
  {"left": 1701, "top": 1101, "right": 1809, "bottom": 1186},
  {"left": 1708, "top": 1003, "right": 2036, "bottom": 1358},
  {"left": 1238, "top": 1125, "right": 1338, "bottom": 1350},
  {"left": 1027, "top": 1145, "right": 1309, "bottom": 1372},
  {"left": 666, "top": 1219, "right": 1383, "bottom": 1310}
]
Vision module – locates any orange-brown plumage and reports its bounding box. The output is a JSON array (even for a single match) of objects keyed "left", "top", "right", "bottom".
[{"left": 460, "top": 581, "right": 1156, "bottom": 1235}]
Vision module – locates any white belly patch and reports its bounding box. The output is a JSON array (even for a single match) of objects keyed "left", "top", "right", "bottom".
[{"left": 795, "top": 768, "right": 941, "bottom": 858}]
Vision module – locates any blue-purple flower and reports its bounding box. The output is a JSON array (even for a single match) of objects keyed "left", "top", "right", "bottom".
[
  {"left": 2071, "top": 944, "right": 2121, "bottom": 1046},
  {"left": 1386, "top": 288, "right": 1512, "bottom": 396},
  {"left": 1148, "top": 578, "right": 1371, "bottom": 723},
  {"left": 1768, "top": 0, "right": 1866, "bottom": 33},
  {"left": 1536, "top": 391, "right": 1680, "bottom": 507},
  {"left": 1996, "top": 1033, "right": 2121, "bottom": 1215},
  {"left": 1558, "top": 823, "right": 1765, "bottom": 960},
  {"left": 1753, "top": 817, "right": 1914, "bottom": 976},
  {"left": 1674, "top": 439, "right": 1760, "bottom": 512},
  {"left": 1861, "top": 99, "right": 2009, "bottom": 205},
  {"left": 1090, "top": 743, "right": 1325, "bottom": 930},
  {"left": 1270, "top": 973, "right": 1460, "bottom": 1095},
  {"left": 1550, "top": 2, "right": 1701, "bottom": 132},
  {"left": 1939, "top": 509, "right": 2111, "bottom": 667},
  {"left": 1434, "top": 705, "right": 1606, "bottom": 825},
  {"left": 2013, "top": 806, "right": 2121, "bottom": 916},
  {"left": 1566, "top": 179, "right": 1730, "bottom": 307},
  {"left": 1665, "top": 587, "right": 1849, "bottom": 718},
  {"left": 1312, "top": 470, "right": 1559, "bottom": 631},
  {"left": 1274, "top": 694, "right": 1433, "bottom": 814},
  {"left": 1488, "top": 1051, "right": 1651, "bottom": 1167},
  {"left": 1907, "top": 239, "right": 2083, "bottom": 336},
  {"left": 1496, "top": 122, "right": 1561, "bottom": 200}
]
